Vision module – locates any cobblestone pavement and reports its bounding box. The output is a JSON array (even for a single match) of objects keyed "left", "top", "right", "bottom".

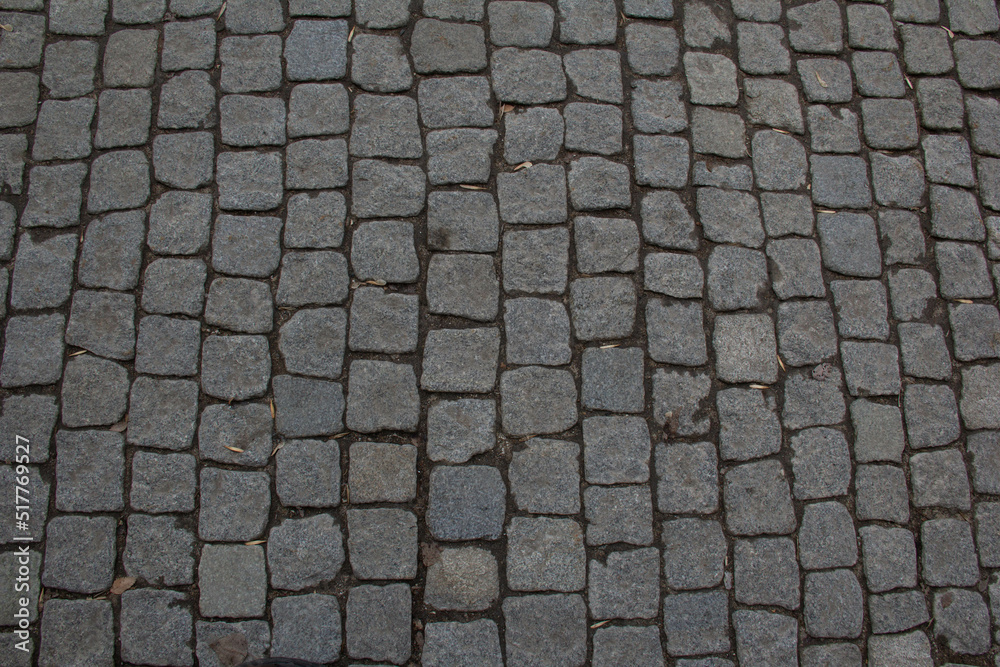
[{"left": 0, "top": 0, "right": 999, "bottom": 665}]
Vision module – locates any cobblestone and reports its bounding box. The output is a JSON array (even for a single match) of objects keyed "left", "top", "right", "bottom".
[
  {"left": 922, "top": 518, "right": 980, "bottom": 587},
  {"left": 809, "top": 106, "right": 860, "bottom": 154},
  {"left": 510, "top": 438, "right": 579, "bottom": 514},
  {"left": 159, "top": 70, "right": 216, "bottom": 128},
  {"left": 626, "top": 23, "right": 679, "bottom": 76},
  {"left": 197, "top": 400, "right": 271, "bottom": 466},
  {"left": 799, "top": 501, "right": 857, "bottom": 569},
  {"left": 423, "top": 620, "right": 503, "bottom": 667},
  {"left": 270, "top": 594, "right": 341, "bottom": 663},
  {"left": 20, "top": 164, "right": 86, "bottom": 229},
  {"left": 277, "top": 439, "right": 341, "bottom": 507},
  {"left": 42, "top": 41, "right": 97, "bottom": 99},
  {"left": 425, "top": 546, "right": 499, "bottom": 611},
  {"left": 199, "top": 467, "right": 270, "bottom": 541},
  {"left": 124, "top": 514, "right": 194, "bottom": 586},
  {"left": 429, "top": 129, "right": 499, "bottom": 184},
  {"left": 960, "top": 363, "right": 1000, "bottom": 429},
  {"left": 428, "top": 465, "right": 505, "bottom": 541},
  {"left": 8, "top": 4, "right": 1000, "bottom": 662},
  {"left": 584, "top": 484, "right": 654, "bottom": 546},
  {"left": 130, "top": 451, "right": 196, "bottom": 513},
  {"left": 804, "top": 569, "right": 864, "bottom": 638},
  {"left": 199, "top": 544, "right": 267, "bottom": 618},
  {"left": 503, "top": 594, "right": 586, "bottom": 665}
]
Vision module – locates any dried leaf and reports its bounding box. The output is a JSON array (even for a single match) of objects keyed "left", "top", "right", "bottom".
[
  {"left": 110, "top": 577, "right": 136, "bottom": 595},
  {"left": 0, "top": 24, "right": 12, "bottom": 31},
  {"left": 500, "top": 103, "right": 515, "bottom": 117},
  {"left": 459, "top": 184, "right": 486, "bottom": 190},
  {"left": 109, "top": 416, "right": 128, "bottom": 433},
  {"left": 270, "top": 440, "right": 284, "bottom": 457},
  {"left": 955, "top": 298, "right": 974, "bottom": 304},
  {"left": 777, "top": 355, "right": 786, "bottom": 372},
  {"left": 269, "top": 399, "right": 275, "bottom": 419},
  {"left": 513, "top": 161, "right": 532, "bottom": 171},
  {"left": 344, "top": 483, "right": 351, "bottom": 504},
  {"left": 943, "top": 25, "right": 955, "bottom": 38},
  {"left": 365, "top": 279, "right": 387, "bottom": 286},
  {"left": 590, "top": 620, "right": 611, "bottom": 629},
  {"left": 68, "top": 349, "right": 87, "bottom": 357},
  {"left": 331, "top": 432, "right": 349, "bottom": 439},
  {"left": 244, "top": 539, "right": 266, "bottom": 546},
  {"left": 817, "top": 209, "right": 837, "bottom": 214},
  {"left": 224, "top": 445, "right": 244, "bottom": 453},
  {"left": 814, "top": 70, "right": 828, "bottom": 88},
  {"left": 749, "top": 384, "right": 769, "bottom": 390},
  {"left": 348, "top": 25, "right": 356, "bottom": 42},
  {"left": 209, "top": 632, "right": 248, "bottom": 667}
]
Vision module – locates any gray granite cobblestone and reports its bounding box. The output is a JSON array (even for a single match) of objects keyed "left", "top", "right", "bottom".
[{"left": 9, "top": 3, "right": 1000, "bottom": 661}]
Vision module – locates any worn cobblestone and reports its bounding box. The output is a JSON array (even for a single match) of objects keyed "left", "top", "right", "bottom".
[{"left": 7, "top": 3, "right": 1000, "bottom": 664}]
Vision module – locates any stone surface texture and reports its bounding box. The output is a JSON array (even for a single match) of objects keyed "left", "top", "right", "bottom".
[{"left": 6, "top": 2, "right": 998, "bottom": 665}]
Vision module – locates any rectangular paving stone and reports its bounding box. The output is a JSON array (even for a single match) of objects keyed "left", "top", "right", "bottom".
[
  {"left": 54, "top": 430, "right": 124, "bottom": 512},
  {"left": 41, "top": 40, "right": 98, "bottom": 99},
  {"left": 347, "top": 508, "right": 418, "bottom": 580},
  {"left": 276, "top": 439, "right": 341, "bottom": 507},
  {"left": 588, "top": 548, "right": 660, "bottom": 619},
  {"left": 346, "top": 360, "right": 419, "bottom": 433},
  {"left": 745, "top": 78, "right": 804, "bottom": 133},
  {"left": 158, "top": 70, "right": 216, "bottom": 129},
  {"left": 584, "top": 484, "right": 654, "bottom": 546},
  {"left": 199, "top": 544, "right": 267, "bottom": 618},
  {"left": 647, "top": 299, "right": 708, "bottom": 367},
  {"left": 419, "top": 76, "right": 494, "bottom": 128},
  {"left": 423, "top": 328, "right": 500, "bottom": 393},
  {"left": 270, "top": 594, "right": 342, "bottom": 663},
  {"left": 662, "top": 591, "right": 731, "bottom": 657},
  {"left": 38, "top": 600, "right": 114, "bottom": 667},
  {"left": 655, "top": 442, "right": 718, "bottom": 514},
  {"left": 198, "top": 402, "right": 273, "bottom": 466},
  {"left": 502, "top": 595, "right": 586, "bottom": 666},
  {"left": 352, "top": 32, "right": 414, "bottom": 90},
  {"left": 42, "top": 515, "right": 116, "bottom": 594},
  {"left": 424, "top": 546, "right": 499, "bottom": 612},
  {"left": 423, "top": 621, "right": 502, "bottom": 667},
  {"left": 427, "top": 253, "right": 500, "bottom": 320},
  {"left": 663, "top": 518, "right": 726, "bottom": 590},
  {"left": 799, "top": 501, "right": 858, "bottom": 570},
  {"left": 507, "top": 516, "right": 585, "bottom": 592},
  {"left": 428, "top": 465, "right": 506, "bottom": 541},
  {"left": 489, "top": 1, "right": 554, "bottom": 47},
  {"left": 427, "top": 399, "right": 495, "bottom": 464},
  {"left": 130, "top": 451, "right": 196, "bottom": 513},
  {"left": 123, "top": 514, "right": 194, "bottom": 587},
  {"left": 199, "top": 467, "right": 271, "bottom": 541},
  {"left": 509, "top": 438, "right": 580, "bottom": 514}
]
